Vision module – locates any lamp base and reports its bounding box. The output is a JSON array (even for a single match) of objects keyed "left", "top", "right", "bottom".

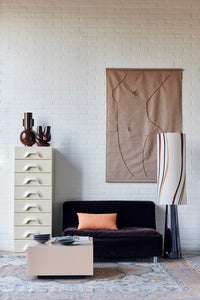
[{"left": 163, "top": 205, "right": 182, "bottom": 259}]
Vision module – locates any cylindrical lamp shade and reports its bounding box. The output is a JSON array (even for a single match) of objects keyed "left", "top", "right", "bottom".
[{"left": 157, "top": 133, "right": 187, "bottom": 205}]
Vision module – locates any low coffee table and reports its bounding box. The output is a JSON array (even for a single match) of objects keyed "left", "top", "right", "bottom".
[{"left": 27, "top": 237, "right": 93, "bottom": 276}]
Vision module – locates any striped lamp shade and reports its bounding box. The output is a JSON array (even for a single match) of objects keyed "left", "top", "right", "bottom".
[{"left": 157, "top": 133, "right": 187, "bottom": 205}]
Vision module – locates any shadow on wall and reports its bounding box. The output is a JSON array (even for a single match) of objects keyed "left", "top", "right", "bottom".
[{"left": 52, "top": 149, "right": 82, "bottom": 236}]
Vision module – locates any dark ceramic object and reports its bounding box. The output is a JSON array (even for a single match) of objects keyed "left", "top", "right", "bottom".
[
  {"left": 43, "top": 126, "right": 51, "bottom": 142},
  {"left": 36, "top": 126, "right": 51, "bottom": 146},
  {"left": 37, "top": 126, "right": 43, "bottom": 139},
  {"left": 20, "top": 113, "right": 36, "bottom": 146},
  {"left": 33, "top": 234, "right": 50, "bottom": 244}
]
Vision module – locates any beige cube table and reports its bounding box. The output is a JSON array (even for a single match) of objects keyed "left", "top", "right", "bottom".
[{"left": 27, "top": 237, "right": 93, "bottom": 276}]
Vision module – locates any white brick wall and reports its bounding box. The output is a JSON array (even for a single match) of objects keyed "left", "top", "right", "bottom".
[{"left": 1, "top": 0, "right": 200, "bottom": 252}]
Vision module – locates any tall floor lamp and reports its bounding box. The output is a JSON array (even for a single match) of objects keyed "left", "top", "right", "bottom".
[{"left": 157, "top": 132, "right": 187, "bottom": 259}]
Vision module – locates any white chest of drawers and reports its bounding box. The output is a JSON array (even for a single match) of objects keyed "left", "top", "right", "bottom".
[{"left": 14, "top": 147, "right": 52, "bottom": 253}]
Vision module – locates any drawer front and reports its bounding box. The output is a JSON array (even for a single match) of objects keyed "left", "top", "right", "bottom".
[
  {"left": 15, "top": 200, "right": 52, "bottom": 213},
  {"left": 15, "top": 173, "right": 52, "bottom": 186},
  {"left": 14, "top": 240, "right": 33, "bottom": 252},
  {"left": 15, "top": 147, "right": 52, "bottom": 160},
  {"left": 14, "top": 226, "right": 51, "bottom": 240},
  {"left": 15, "top": 187, "right": 52, "bottom": 199},
  {"left": 15, "top": 160, "right": 52, "bottom": 173},
  {"left": 14, "top": 213, "right": 51, "bottom": 226}
]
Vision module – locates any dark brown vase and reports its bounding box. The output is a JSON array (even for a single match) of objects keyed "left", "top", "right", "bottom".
[
  {"left": 20, "top": 112, "right": 36, "bottom": 146},
  {"left": 43, "top": 126, "right": 51, "bottom": 142},
  {"left": 37, "top": 126, "right": 43, "bottom": 139},
  {"left": 35, "top": 125, "right": 51, "bottom": 146}
]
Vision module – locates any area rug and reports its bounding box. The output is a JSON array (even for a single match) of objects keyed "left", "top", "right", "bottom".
[{"left": 0, "top": 255, "right": 200, "bottom": 300}]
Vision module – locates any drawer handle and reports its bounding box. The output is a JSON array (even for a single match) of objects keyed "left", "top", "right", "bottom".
[
  {"left": 23, "top": 244, "right": 31, "bottom": 251},
  {"left": 23, "top": 217, "right": 41, "bottom": 225},
  {"left": 23, "top": 192, "right": 41, "bottom": 198},
  {"left": 23, "top": 178, "right": 41, "bottom": 185},
  {"left": 23, "top": 204, "right": 41, "bottom": 211},
  {"left": 23, "top": 231, "right": 37, "bottom": 238},
  {"left": 24, "top": 152, "right": 41, "bottom": 158},
  {"left": 23, "top": 165, "right": 41, "bottom": 172}
]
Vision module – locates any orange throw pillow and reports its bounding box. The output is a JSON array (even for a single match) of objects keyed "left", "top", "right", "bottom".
[{"left": 77, "top": 213, "right": 118, "bottom": 230}]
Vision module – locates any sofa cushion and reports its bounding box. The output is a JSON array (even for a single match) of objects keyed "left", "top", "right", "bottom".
[
  {"left": 77, "top": 213, "right": 118, "bottom": 230},
  {"left": 63, "top": 227, "right": 161, "bottom": 240}
]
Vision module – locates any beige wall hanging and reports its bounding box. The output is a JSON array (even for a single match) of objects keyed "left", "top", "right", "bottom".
[{"left": 106, "top": 68, "right": 183, "bottom": 183}]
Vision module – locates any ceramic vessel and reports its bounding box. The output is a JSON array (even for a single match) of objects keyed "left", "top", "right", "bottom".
[
  {"left": 33, "top": 234, "right": 50, "bottom": 244},
  {"left": 20, "top": 112, "right": 36, "bottom": 146},
  {"left": 36, "top": 126, "right": 51, "bottom": 146},
  {"left": 43, "top": 126, "right": 51, "bottom": 142}
]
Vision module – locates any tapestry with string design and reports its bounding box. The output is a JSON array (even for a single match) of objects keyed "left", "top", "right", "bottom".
[{"left": 106, "top": 68, "right": 182, "bottom": 182}]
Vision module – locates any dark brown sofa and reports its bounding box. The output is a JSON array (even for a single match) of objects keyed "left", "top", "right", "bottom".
[{"left": 62, "top": 201, "right": 162, "bottom": 260}]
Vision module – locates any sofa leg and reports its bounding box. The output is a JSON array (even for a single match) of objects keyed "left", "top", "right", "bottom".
[{"left": 153, "top": 256, "right": 158, "bottom": 263}]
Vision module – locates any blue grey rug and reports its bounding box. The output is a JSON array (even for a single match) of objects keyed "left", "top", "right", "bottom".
[{"left": 0, "top": 255, "right": 199, "bottom": 299}]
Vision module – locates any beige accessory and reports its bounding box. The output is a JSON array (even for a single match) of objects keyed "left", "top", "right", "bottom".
[{"left": 106, "top": 68, "right": 182, "bottom": 182}]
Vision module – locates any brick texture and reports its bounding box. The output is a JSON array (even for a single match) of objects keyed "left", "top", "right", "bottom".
[{"left": 0, "top": 0, "right": 200, "bottom": 252}]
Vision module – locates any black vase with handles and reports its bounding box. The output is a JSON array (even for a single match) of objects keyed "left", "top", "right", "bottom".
[
  {"left": 35, "top": 126, "right": 51, "bottom": 146},
  {"left": 43, "top": 126, "right": 51, "bottom": 142}
]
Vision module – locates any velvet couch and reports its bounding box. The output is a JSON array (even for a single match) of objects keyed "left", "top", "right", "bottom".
[{"left": 62, "top": 201, "right": 162, "bottom": 260}]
